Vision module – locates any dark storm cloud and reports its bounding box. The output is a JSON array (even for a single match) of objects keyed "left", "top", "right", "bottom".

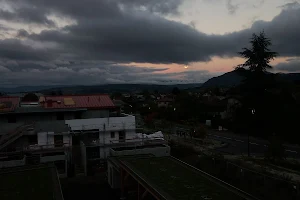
[
  {"left": 275, "top": 58, "right": 300, "bottom": 72},
  {"left": 0, "top": 7, "right": 55, "bottom": 27},
  {"left": 1, "top": 0, "right": 299, "bottom": 65},
  {"left": 0, "top": 39, "right": 55, "bottom": 61},
  {"left": 29, "top": 14, "right": 246, "bottom": 64},
  {"left": 24, "top": 4, "right": 299, "bottom": 64},
  {"left": 0, "top": 0, "right": 300, "bottom": 86},
  {"left": 16, "top": 29, "right": 29, "bottom": 38},
  {"left": 249, "top": 8, "right": 300, "bottom": 57}
]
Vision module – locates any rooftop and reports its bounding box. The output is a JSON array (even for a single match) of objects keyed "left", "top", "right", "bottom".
[
  {"left": 0, "top": 164, "right": 63, "bottom": 200},
  {"left": 44, "top": 94, "right": 115, "bottom": 109},
  {"left": 0, "top": 94, "right": 116, "bottom": 113},
  {"left": 114, "top": 156, "right": 257, "bottom": 200},
  {"left": 0, "top": 96, "right": 20, "bottom": 113}
]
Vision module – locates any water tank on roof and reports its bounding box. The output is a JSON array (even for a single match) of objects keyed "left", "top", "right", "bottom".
[{"left": 22, "top": 93, "right": 39, "bottom": 102}]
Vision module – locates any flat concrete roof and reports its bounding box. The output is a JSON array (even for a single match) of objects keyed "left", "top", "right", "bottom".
[
  {"left": 111, "top": 155, "right": 258, "bottom": 200},
  {"left": 0, "top": 164, "right": 64, "bottom": 200}
]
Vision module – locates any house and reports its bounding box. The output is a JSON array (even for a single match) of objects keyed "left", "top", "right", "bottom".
[
  {"left": 157, "top": 98, "right": 174, "bottom": 108},
  {"left": 0, "top": 93, "right": 167, "bottom": 176}
]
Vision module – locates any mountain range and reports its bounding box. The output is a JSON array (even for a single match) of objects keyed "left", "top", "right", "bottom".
[
  {"left": 201, "top": 70, "right": 300, "bottom": 88},
  {"left": 0, "top": 83, "right": 202, "bottom": 94},
  {"left": 1, "top": 71, "right": 300, "bottom": 94}
]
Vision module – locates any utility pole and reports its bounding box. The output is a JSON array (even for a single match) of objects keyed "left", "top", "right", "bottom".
[
  {"left": 248, "top": 108, "right": 255, "bottom": 157},
  {"left": 247, "top": 133, "right": 250, "bottom": 157}
]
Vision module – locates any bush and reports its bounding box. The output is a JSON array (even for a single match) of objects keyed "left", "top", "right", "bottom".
[{"left": 265, "top": 134, "right": 285, "bottom": 160}]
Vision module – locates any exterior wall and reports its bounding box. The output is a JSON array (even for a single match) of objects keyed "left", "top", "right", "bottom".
[
  {"left": 63, "top": 135, "right": 72, "bottom": 146},
  {"left": 4, "top": 136, "right": 30, "bottom": 150},
  {"left": 98, "top": 130, "right": 136, "bottom": 144},
  {"left": 81, "top": 110, "right": 109, "bottom": 119},
  {"left": 65, "top": 115, "right": 136, "bottom": 144},
  {"left": 107, "top": 162, "right": 121, "bottom": 188},
  {"left": 0, "top": 109, "right": 110, "bottom": 135},
  {"left": 38, "top": 132, "right": 54, "bottom": 148},
  {"left": 99, "top": 146, "right": 111, "bottom": 159},
  {"left": 0, "top": 121, "right": 24, "bottom": 134},
  {"left": 37, "top": 132, "right": 72, "bottom": 147}
]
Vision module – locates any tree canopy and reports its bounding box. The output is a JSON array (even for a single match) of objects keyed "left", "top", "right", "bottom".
[{"left": 237, "top": 32, "right": 278, "bottom": 72}]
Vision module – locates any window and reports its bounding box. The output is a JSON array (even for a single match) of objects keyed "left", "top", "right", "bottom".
[
  {"left": 54, "top": 135, "right": 63, "bottom": 147},
  {"left": 119, "top": 131, "right": 126, "bottom": 142},
  {"left": 7, "top": 115, "right": 16, "bottom": 123},
  {"left": 88, "top": 131, "right": 99, "bottom": 140},
  {"left": 110, "top": 132, "right": 115, "bottom": 138},
  {"left": 28, "top": 135, "right": 37, "bottom": 145},
  {"left": 56, "top": 113, "right": 64, "bottom": 120}
]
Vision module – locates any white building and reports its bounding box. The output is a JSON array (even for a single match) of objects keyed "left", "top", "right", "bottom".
[{"left": 0, "top": 93, "right": 147, "bottom": 177}]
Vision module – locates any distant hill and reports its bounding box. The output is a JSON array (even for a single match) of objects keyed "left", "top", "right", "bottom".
[
  {"left": 201, "top": 71, "right": 245, "bottom": 88},
  {"left": 0, "top": 83, "right": 202, "bottom": 94},
  {"left": 201, "top": 70, "right": 300, "bottom": 89},
  {"left": 0, "top": 85, "right": 68, "bottom": 94}
]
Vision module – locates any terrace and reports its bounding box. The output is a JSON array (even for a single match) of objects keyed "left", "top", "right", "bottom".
[
  {"left": 111, "top": 156, "right": 258, "bottom": 200},
  {"left": 0, "top": 164, "right": 63, "bottom": 200}
]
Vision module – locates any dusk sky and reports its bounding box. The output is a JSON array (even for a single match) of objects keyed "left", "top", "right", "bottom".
[{"left": 0, "top": 0, "right": 299, "bottom": 87}]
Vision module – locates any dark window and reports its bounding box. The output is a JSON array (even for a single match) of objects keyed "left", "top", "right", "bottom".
[
  {"left": 86, "top": 147, "right": 100, "bottom": 159},
  {"left": 88, "top": 130, "right": 99, "bottom": 140},
  {"left": 111, "top": 132, "right": 115, "bottom": 138},
  {"left": 119, "top": 131, "right": 126, "bottom": 142},
  {"left": 75, "top": 112, "right": 82, "bottom": 119},
  {"left": 28, "top": 135, "right": 37, "bottom": 145},
  {"left": 54, "top": 135, "right": 64, "bottom": 147},
  {"left": 56, "top": 113, "right": 64, "bottom": 120},
  {"left": 7, "top": 115, "right": 16, "bottom": 123}
]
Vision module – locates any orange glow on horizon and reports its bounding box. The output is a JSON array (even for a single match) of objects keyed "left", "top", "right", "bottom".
[{"left": 118, "top": 56, "right": 291, "bottom": 74}]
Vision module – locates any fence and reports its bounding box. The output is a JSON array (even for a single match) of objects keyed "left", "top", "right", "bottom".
[{"left": 196, "top": 153, "right": 300, "bottom": 200}]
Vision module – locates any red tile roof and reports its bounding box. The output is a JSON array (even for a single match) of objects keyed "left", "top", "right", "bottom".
[
  {"left": 0, "top": 97, "right": 20, "bottom": 112},
  {"left": 43, "top": 94, "right": 115, "bottom": 109}
]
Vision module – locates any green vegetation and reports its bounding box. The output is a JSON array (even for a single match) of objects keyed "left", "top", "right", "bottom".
[
  {"left": 0, "top": 167, "right": 54, "bottom": 200},
  {"left": 123, "top": 156, "right": 247, "bottom": 200},
  {"left": 265, "top": 134, "right": 286, "bottom": 160},
  {"left": 237, "top": 31, "right": 278, "bottom": 72}
]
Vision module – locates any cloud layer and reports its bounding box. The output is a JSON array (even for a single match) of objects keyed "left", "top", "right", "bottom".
[{"left": 0, "top": 0, "right": 299, "bottom": 86}]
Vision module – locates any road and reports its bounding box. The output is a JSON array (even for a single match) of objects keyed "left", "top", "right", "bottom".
[{"left": 206, "top": 130, "right": 300, "bottom": 158}]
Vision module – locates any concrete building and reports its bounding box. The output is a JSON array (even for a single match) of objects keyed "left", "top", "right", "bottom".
[{"left": 0, "top": 93, "right": 156, "bottom": 177}]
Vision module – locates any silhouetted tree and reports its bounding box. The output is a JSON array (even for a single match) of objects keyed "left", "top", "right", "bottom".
[
  {"left": 265, "top": 134, "right": 285, "bottom": 160},
  {"left": 237, "top": 31, "right": 278, "bottom": 72}
]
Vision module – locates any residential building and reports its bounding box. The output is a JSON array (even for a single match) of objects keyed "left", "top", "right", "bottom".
[{"left": 0, "top": 93, "right": 149, "bottom": 176}]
